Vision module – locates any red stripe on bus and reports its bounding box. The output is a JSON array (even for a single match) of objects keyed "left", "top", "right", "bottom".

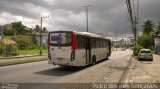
[{"left": 72, "top": 33, "right": 77, "bottom": 50}]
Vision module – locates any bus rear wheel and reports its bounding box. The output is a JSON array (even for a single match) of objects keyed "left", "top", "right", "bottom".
[{"left": 92, "top": 56, "right": 96, "bottom": 66}]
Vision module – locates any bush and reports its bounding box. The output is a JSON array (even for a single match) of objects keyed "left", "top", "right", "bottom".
[
  {"left": 0, "top": 44, "right": 4, "bottom": 55},
  {"left": 133, "top": 44, "right": 143, "bottom": 56},
  {"left": 138, "top": 34, "right": 154, "bottom": 49},
  {"left": 11, "top": 45, "right": 18, "bottom": 56},
  {"left": 11, "top": 35, "right": 36, "bottom": 50}
]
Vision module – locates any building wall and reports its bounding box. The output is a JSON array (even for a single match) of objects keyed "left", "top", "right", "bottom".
[
  {"left": 155, "top": 36, "right": 160, "bottom": 54},
  {"left": 35, "top": 33, "right": 48, "bottom": 48}
]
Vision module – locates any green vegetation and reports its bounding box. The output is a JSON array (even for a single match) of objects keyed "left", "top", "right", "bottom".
[
  {"left": 17, "top": 48, "right": 48, "bottom": 55},
  {"left": 153, "top": 22, "right": 160, "bottom": 36},
  {"left": 142, "top": 20, "right": 154, "bottom": 35},
  {"left": 2, "top": 21, "right": 48, "bottom": 36},
  {"left": 133, "top": 44, "right": 143, "bottom": 56},
  {"left": 3, "top": 21, "right": 28, "bottom": 36},
  {"left": 11, "top": 35, "right": 36, "bottom": 50},
  {"left": 133, "top": 19, "right": 156, "bottom": 56},
  {"left": 138, "top": 34, "right": 154, "bottom": 49},
  {"left": 0, "top": 44, "right": 4, "bottom": 55},
  {"left": 0, "top": 21, "right": 48, "bottom": 56},
  {"left": 0, "top": 36, "right": 48, "bottom": 56}
]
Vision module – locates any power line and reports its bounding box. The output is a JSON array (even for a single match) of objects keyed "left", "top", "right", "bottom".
[
  {"left": 126, "top": 0, "right": 138, "bottom": 45},
  {"left": 137, "top": 0, "right": 140, "bottom": 37},
  {"left": 132, "top": 0, "right": 136, "bottom": 18}
]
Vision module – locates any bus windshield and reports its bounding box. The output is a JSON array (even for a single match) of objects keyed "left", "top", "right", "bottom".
[{"left": 50, "top": 32, "right": 72, "bottom": 46}]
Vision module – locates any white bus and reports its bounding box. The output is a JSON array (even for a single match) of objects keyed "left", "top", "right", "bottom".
[{"left": 48, "top": 31, "right": 111, "bottom": 66}]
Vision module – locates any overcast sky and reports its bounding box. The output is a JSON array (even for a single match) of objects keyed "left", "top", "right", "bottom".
[{"left": 0, "top": 0, "right": 160, "bottom": 37}]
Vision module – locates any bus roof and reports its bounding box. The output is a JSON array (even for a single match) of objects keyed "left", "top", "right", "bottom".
[
  {"left": 49, "top": 31, "right": 110, "bottom": 40},
  {"left": 75, "top": 32, "right": 110, "bottom": 40},
  {"left": 76, "top": 32, "right": 101, "bottom": 37}
]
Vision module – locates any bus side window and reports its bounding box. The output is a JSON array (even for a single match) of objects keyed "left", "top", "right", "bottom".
[
  {"left": 76, "top": 36, "right": 80, "bottom": 49},
  {"left": 94, "top": 38, "right": 96, "bottom": 48},
  {"left": 91, "top": 38, "right": 95, "bottom": 48},
  {"left": 106, "top": 41, "right": 108, "bottom": 47},
  {"left": 99, "top": 40, "right": 101, "bottom": 48},
  {"left": 102, "top": 40, "right": 104, "bottom": 48},
  {"left": 100, "top": 40, "right": 103, "bottom": 48},
  {"left": 104, "top": 40, "right": 106, "bottom": 47},
  {"left": 103, "top": 40, "right": 105, "bottom": 48},
  {"left": 83, "top": 36, "right": 86, "bottom": 49},
  {"left": 80, "top": 36, "right": 83, "bottom": 49},
  {"left": 105, "top": 41, "right": 107, "bottom": 47},
  {"left": 77, "top": 35, "right": 83, "bottom": 49},
  {"left": 96, "top": 39, "right": 98, "bottom": 48}
]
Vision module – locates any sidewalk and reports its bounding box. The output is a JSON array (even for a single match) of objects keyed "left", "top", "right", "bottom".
[
  {"left": 112, "top": 48, "right": 127, "bottom": 51},
  {"left": 0, "top": 54, "right": 47, "bottom": 59},
  {"left": 125, "top": 54, "right": 160, "bottom": 83},
  {"left": 0, "top": 55, "right": 48, "bottom": 67}
]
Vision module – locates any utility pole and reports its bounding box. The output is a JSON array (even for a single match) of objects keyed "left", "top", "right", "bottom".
[
  {"left": 83, "top": 5, "right": 91, "bottom": 32},
  {"left": 137, "top": 0, "right": 140, "bottom": 37},
  {"left": 0, "top": 26, "right": 3, "bottom": 40},
  {"left": 115, "top": 29, "right": 117, "bottom": 51},
  {"left": 40, "top": 16, "right": 49, "bottom": 55},
  {"left": 134, "top": 16, "right": 137, "bottom": 45},
  {"left": 126, "top": 0, "right": 137, "bottom": 45},
  {"left": 125, "top": 32, "right": 127, "bottom": 48}
]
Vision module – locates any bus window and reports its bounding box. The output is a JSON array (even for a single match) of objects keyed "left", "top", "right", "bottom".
[
  {"left": 100, "top": 40, "right": 103, "bottom": 48},
  {"left": 91, "top": 38, "right": 95, "bottom": 48},
  {"left": 106, "top": 41, "right": 108, "bottom": 47},
  {"left": 50, "top": 32, "right": 72, "bottom": 46},
  {"left": 83, "top": 37, "right": 86, "bottom": 48},
  {"left": 77, "top": 36, "right": 80, "bottom": 49},
  {"left": 103, "top": 40, "right": 106, "bottom": 47},
  {"left": 102, "top": 40, "right": 104, "bottom": 47},
  {"left": 96, "top": 39, "right": 99, "bottom": 48},
  {"left": 77, "top": 35, "right": 82, "bottom": 49}
]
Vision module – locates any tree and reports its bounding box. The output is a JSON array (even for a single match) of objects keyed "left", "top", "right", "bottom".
[
  {"left": 138, "top": 34, "right": 154, "bottom": 49},
  {"left": 154, "top": 22, "right": 160, "bottom": 36},
  {"left": 34, "top": 25, "right": 40, "bottom": 32},
  {"left": 142, "top": 20, "right": 154, "bottom": 35},
  {"left": 11, "top": 21, "right": 27, "bottom": 35},
  {"left": 42, "top": 27, "right": 48, "bottom": 33},
  {"left": 3, "top": 24, "right": 14, "bottom": 36},
  {"left": 33, "top": 25, "right": 47, "bottom": 33}
]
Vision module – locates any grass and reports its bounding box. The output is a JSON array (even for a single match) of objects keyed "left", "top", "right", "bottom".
[
  {"left": 0, "top": 56, "right": 48, "bottom": 67},
  {"left": 17, "top": 48, "right": 48, "bottom": 55}
]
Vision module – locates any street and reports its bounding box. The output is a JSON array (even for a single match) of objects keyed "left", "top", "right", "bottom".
[
  {"left": 0, "top": 49, "right": 132, "bottom": 83},
  {"left": 1, "top": 0, "right": 160, "bottom": 89},
  {"left": 0, "top": 49, "right": 160, "bottom": 89}
]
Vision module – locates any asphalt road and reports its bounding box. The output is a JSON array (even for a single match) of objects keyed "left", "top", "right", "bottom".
[{"left": 0, "top": 49, "right": 132, "bottom": 83}]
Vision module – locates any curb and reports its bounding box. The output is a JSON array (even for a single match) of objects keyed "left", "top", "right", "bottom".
[{"left": 0, "top": 55, "right": 47, "bottom": 59}]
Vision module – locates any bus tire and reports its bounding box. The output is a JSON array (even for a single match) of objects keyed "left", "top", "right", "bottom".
[
  {"left": 92, "top": 55, "right": 96, "bottom": 66},
  {"left": 106, "top": 53, "right": 109, "bottom": 60}
]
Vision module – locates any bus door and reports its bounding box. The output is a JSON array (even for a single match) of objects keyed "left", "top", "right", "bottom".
[{"left": 85, "top": 37, "right": 91, "bottom": 64}]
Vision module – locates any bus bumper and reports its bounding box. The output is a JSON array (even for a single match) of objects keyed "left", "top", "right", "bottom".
[
  {"left": 48, "top": 58, "right": 77, "bottom": 66},
  {"left": 48, "top": 59, "right": 56, "bottom": 65}
]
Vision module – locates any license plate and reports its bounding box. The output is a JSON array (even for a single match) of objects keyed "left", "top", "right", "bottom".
[{"left": 58, "top": 58, "right": 63, "bottom": 61}]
